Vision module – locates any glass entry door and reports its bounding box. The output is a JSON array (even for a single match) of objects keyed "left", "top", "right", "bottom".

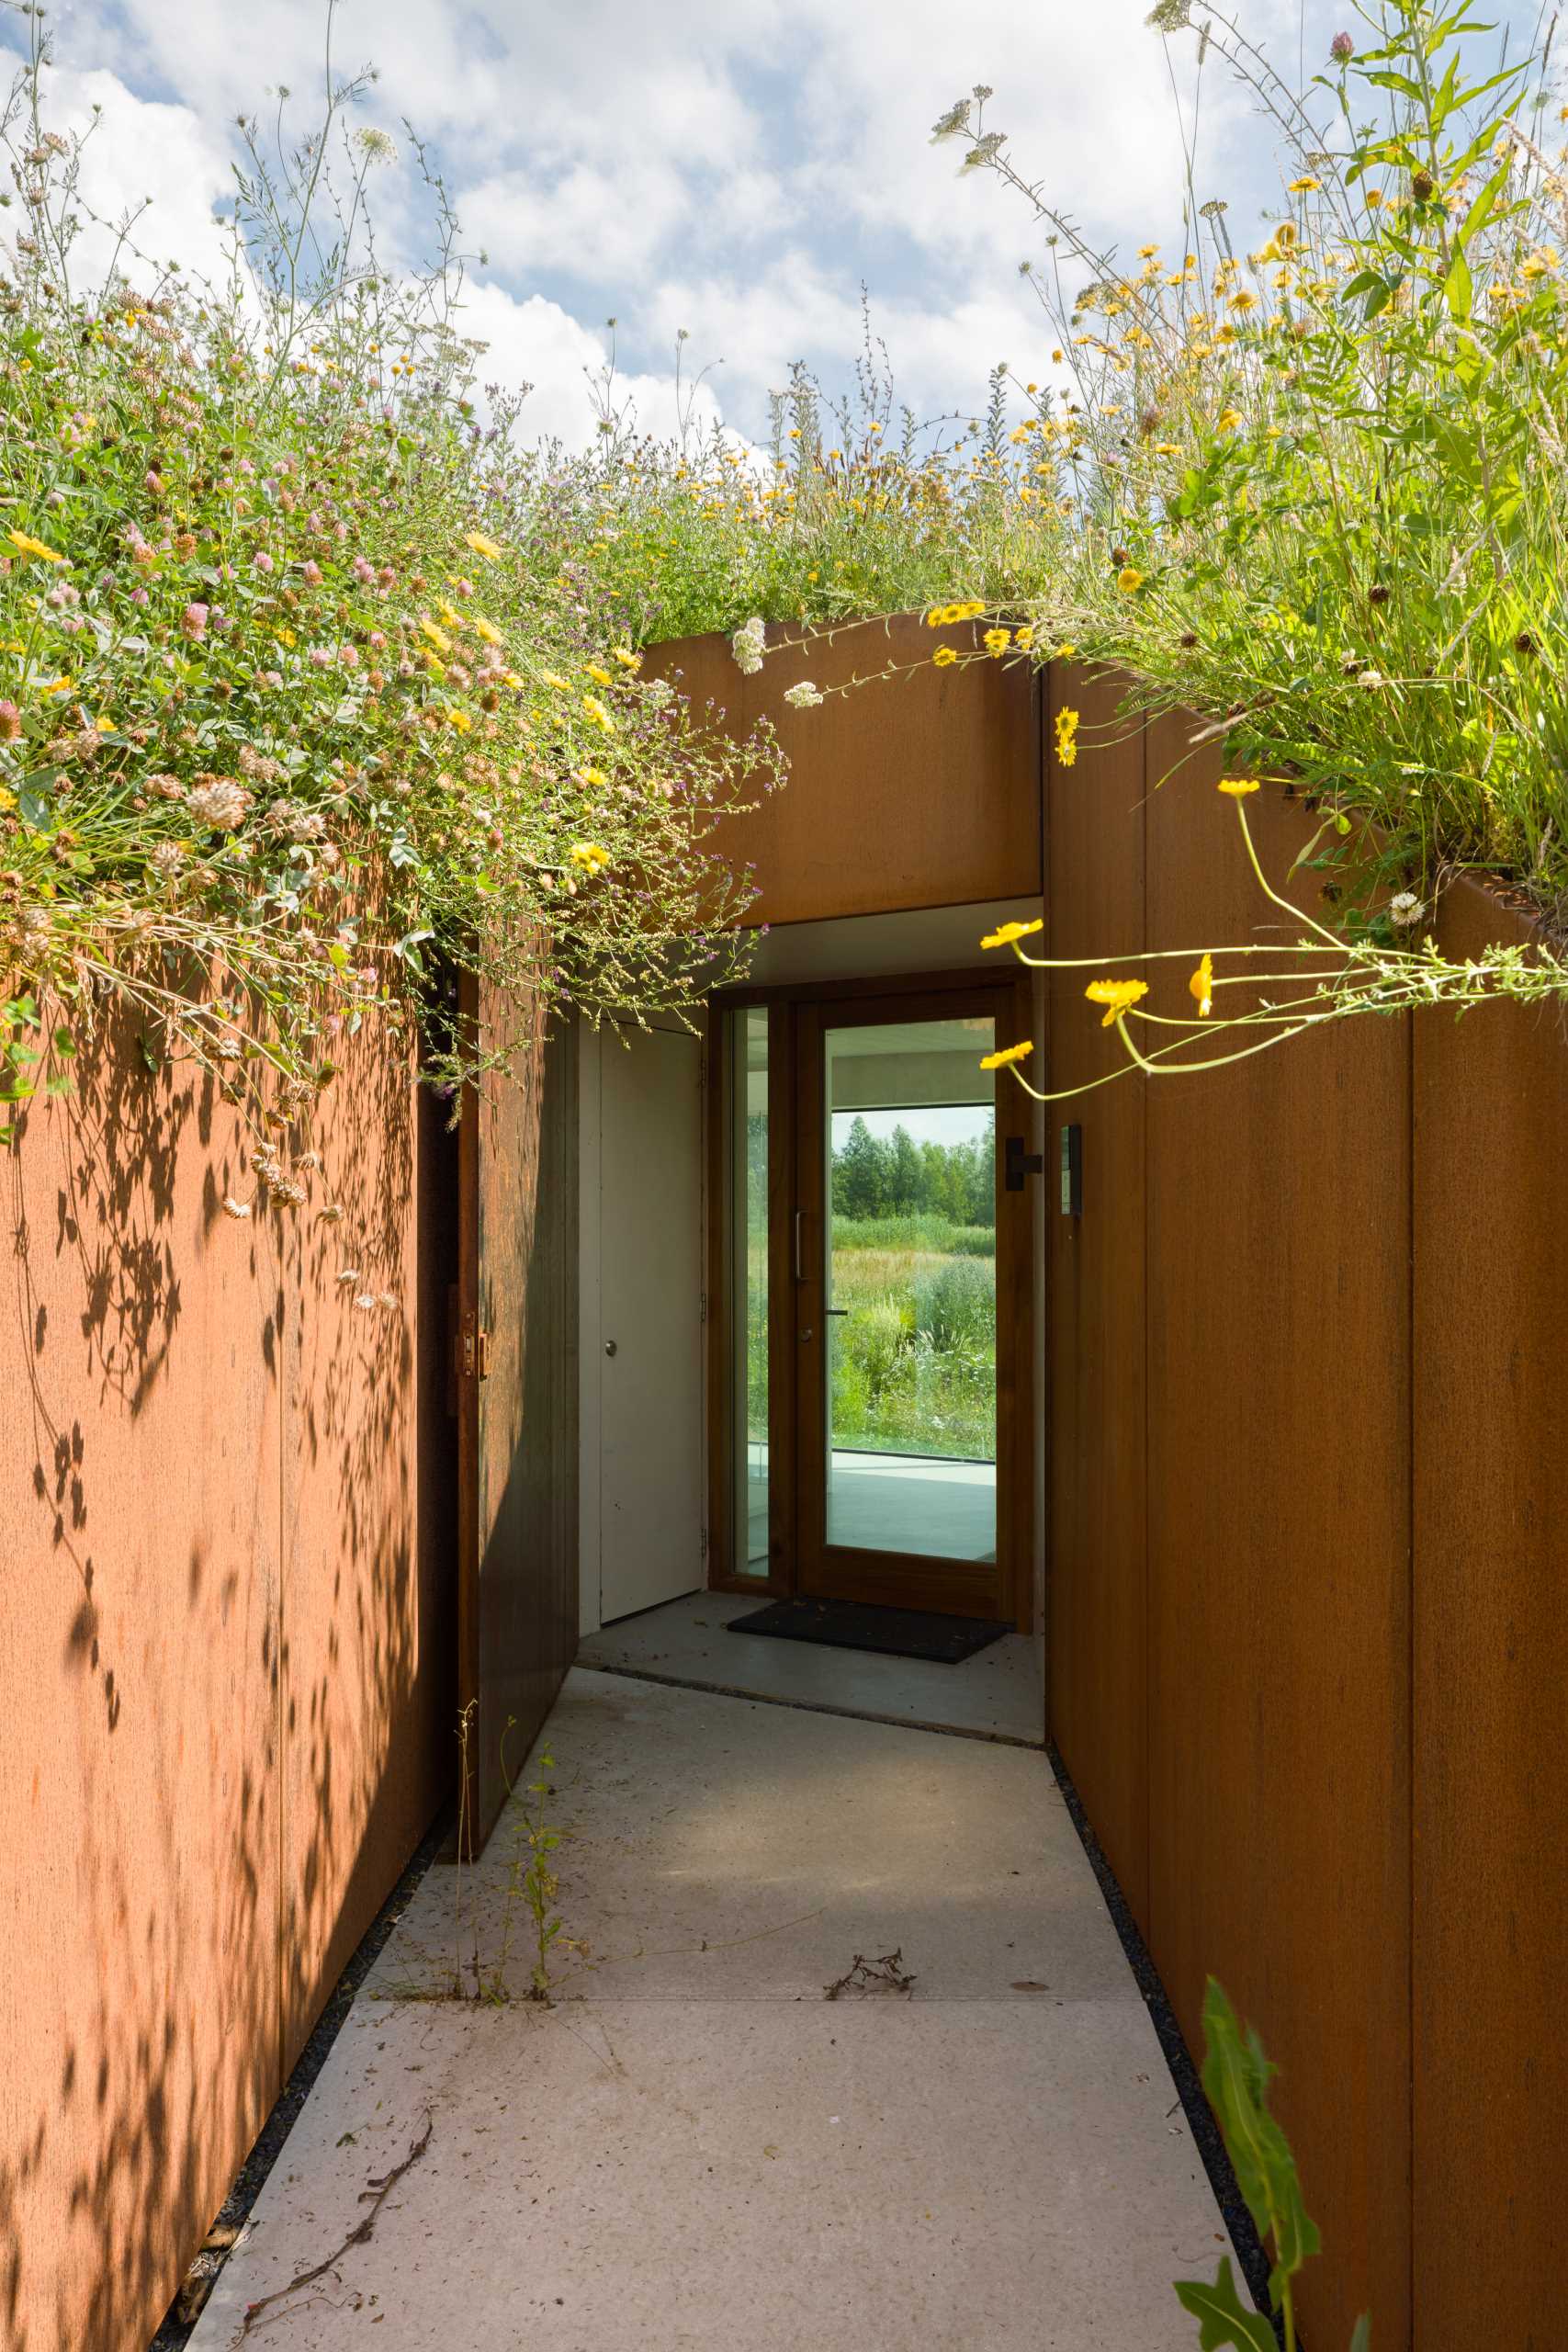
[{"left": 794, "top": 987, "right": 1022, "bottom": 1620}]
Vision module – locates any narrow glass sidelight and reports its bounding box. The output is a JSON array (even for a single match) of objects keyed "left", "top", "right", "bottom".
[
  {"left": 730, "top": 1007, "right": 771, "bottom": 1574},
  {"left": 821, "top": 1016, "right": 998, "bottom": 1564}
]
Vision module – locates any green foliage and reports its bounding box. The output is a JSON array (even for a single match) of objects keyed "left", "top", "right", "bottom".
[
  {"left": 830, "top": 1114, "right": 996, "bottom": 1227},
  {"left": 950, "top": 0, "right": 1568, "bottom": 927},
  {"left": 829, "top": 1225, "right": 996, "bottom": 1460},
  {"left": 0, "top": 19, "right": 778, "bottom": 1212},
  {"left": 1175, "top": 1980, "right": 1368, "bottom": 2352}
]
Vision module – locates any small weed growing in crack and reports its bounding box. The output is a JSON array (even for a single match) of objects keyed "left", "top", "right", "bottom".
[
  {"left": 824, "top": 1949, "right": 916, "bottom": 1999},
  {"left": 491, "top": 1725, "right": 563, "bottom": 2004}
]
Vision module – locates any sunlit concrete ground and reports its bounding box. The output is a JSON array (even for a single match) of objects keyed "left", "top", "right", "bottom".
[
  {"left": 189, "top": 1670, "right": 1235, "bottom": 2352},
  {"left": 744, "top": 1444, "right": 996, "bottom": 1564},
  {"left": 581, "top": 1589, "right": 1043, "bottom": 1744}
]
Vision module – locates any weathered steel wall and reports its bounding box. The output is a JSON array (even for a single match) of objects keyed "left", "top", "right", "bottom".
[
  {"left": 0, "top": 1012, "right": 455, "bottom": 2352},
  {"left": 646, "top": 615, "right": 1043, "bottom": 928},
  {"left": 1045, "top": 662, "right": 1565, "bottom": 2350}
]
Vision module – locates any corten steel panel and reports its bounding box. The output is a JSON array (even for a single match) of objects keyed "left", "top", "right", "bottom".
[
  {"left": 1045, "top": 662, "right": 1150, "bottom": 1928},
  {"left": 0, "top": 1021, "right": 283, "bottom": 2352},
  {"left": 1141, "top": 721, "right": 1413, "bottom": 2352},
  {"left": 457, "top": 981, "right": 580, "bottom": 1850},
  {"left": 645, "top": 616, "right": 1043, "bottom": 927},
  {"left": 1413, "top": 879, "right": 1568, "bottom": 2352},
  {"left": 278, "top": 1024, "right": 452, "bottom": 2071}
]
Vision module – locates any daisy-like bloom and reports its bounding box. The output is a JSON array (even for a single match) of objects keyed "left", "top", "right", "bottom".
[
  {"left": 1357, "top": 668, "right": 1387, "bottom": 689},
  {"left": 473, "top": 616, "right": 502, "bottom": 646},
  {"left": 983, "top": 627, "right": 1012, "bottom": 656},
  {"left": 980, "top": 918, "right": 1044, "bottom": 949},
  {"left": 1216, "top": 406, "right": 1244, "bottom": 433},
  {"left": 1014, "top": 626, "right": 1035, "bottom": 651},
  {"left": 575, "top": 766, "right": 607, "bottom": 788},
  {"left": 784, "top": 680, "right": 824, "bottom": 708},
  {"left": 614, "top": 648, "right": 641, "bottom": 670},
  {"left": 1290, "top": 174, "right": 1321, "bottom": 192},
  {"left": 1189, "top": 953, "right": 1214, "bottom": 1017},
  {"left": 980, "top": 1039, "right": 1034, "bottom": 1069},
  {"left": 542, "top": 669, "right": 570, "bottom": 691},
  {"left": 436, "top": 598, "right": 463, "bottom": 630},
  {"left": 465, "top": 529, "right": 503, "bottom": 560},
  {"left": 1218, "top": 777, "right": 1261, "bottom": 797},
  {"left": 1389, "top": 889, "right": 1426, "bottom": 926},
  {"left": 420, "top": 617, "right": 451, "bottom": 654},
  {"left": 932, "top": 645, "right": 959, "bottom": 667},
  {"left": 925, "top": 605, "right": 948, "bottom": 628},
  {"left": 585, "top": 662, "right": 613, "bottom": 686},
  {"left": 6, "top": 527, "right": 64, "bottom": 563},
  {"left": 1055, "top": 643, "right": 1077, "bottom": 660},
  {"left": 1055, "top": 707, "right": 1080, "bottom": 767},
  {"left": 1085, "top": 978, "right": 1149, "bottom": 1027},
  {"left": 582, "top": 695, "right": 615, "bottom": 731},
  {"left": 1117, "top": 566, "right": 1145, "bottom": 596},
  {"left": 570, "top": 841, "right": 612, "bottom": 874},
  {"left": 446, "top": 707, "right": 472, "bottom": 733}
]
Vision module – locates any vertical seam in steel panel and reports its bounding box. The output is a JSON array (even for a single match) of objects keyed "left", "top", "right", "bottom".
[{"left": 1405, "top": 990, "right": 1416, "bottom": 2335}]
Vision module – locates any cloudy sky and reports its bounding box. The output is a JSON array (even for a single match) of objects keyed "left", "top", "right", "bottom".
[{"left": 5, "top": 0, "right": 1551, "bottom": 446}]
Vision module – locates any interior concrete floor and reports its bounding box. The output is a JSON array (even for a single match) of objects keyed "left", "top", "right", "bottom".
[
  {"left": 189, "top": 1670, "right": 1234, "bottom": 2352},
  {"left": 827, "top": 1448, "right": 996, "bottom": 1560},
  {"left": 580, "top": 1589, "right": 1043, "bottom": 1745}
]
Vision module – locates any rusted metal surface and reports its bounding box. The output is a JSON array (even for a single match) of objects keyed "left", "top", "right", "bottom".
[
  {"left": 457, "top": 977, "right": 579, "bottom": 1852},
  {"left": 646, "top": 616, "right": 1043, "bottom": 928},
  {"left": 1045, "top": 662, "right": 1151, "bottom": 1928},
  {"left": 1413, "top": 878, "right": 1568, "bottom": 2350},
  {"left": 0, "top": 1011, "right": 449, "bottom": 2352},
  {"left": 1140, "top": 725, "right": 1413, "bottom": 2351}
]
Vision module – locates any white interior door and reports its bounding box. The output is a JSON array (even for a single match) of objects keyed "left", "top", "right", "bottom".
[{"left": 598, "top": 1023, "right": 705, "bottom": 1623}]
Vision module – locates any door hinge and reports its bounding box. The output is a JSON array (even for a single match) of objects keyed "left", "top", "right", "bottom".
[
  {"left": 700, "top": 1526, "right": 709, "bottom": 1559},
  {"left": 699, "top": 1288, "right": 707, "bottom": 1324},
  {"left": 458, "top": 1310, "right": 491, "bottom": 1381}
]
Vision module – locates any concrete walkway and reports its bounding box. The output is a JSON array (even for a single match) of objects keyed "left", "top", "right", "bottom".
[{"left": 190, "top": 1670, "right": 1232, "bottom": 2350}]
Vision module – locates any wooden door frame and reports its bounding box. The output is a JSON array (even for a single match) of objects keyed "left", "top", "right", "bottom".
[{"left": 704, "top": 967, "right": 1036, "bottom": 1629}]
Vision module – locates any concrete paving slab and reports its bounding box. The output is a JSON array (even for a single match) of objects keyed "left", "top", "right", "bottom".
[
  {"left": 189, "top": 1671, "right": 1235, "bottom": 2352},
  {"left": 369, "top": 1671, "right": 1127, "bottom": 2005},
  {"left": 579, "top": 1589, "right": 1043, "bottom": 1744}
]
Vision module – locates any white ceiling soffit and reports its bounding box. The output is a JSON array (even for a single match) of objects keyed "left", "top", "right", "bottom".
[{"left": 718, "top": 898, "right": 1043, "bottom": 989}]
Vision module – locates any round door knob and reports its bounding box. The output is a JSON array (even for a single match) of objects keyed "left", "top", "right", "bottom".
[
  {"left": 604, "top": 1339, "right": 617, "bottom": 1357},
  {"left": 800, "top": 1328, "right": 814, "bottom": 1342}
]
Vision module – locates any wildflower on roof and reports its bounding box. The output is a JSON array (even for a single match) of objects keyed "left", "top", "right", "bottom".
[
  {"left": 980, "top": 919, "right": 1043, "bottom": 949},
  {"left": 1085, "top": 978, "right": 1149, "bottom": 1026},
  {"left": 980, "top": 1039, "right": 1034, "bottom": 1069},
  {"left": 1190, "top": 954, "right": 1214, "bottom": 1017},
  {"left": 784, "top": 681, "right": 824, "bottom": 708}
]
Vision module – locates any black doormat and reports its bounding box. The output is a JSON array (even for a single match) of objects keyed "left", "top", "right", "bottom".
[{"left": 726, "top": 1597, "right": 1012, "bottom": 1665}]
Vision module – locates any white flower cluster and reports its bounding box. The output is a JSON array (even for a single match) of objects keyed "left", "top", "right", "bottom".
[
  {"left": 730, "top": 616, "right": 766, "bottom": 676},
  {"left": 1388, "top": 890, "right": 1426, "bottom": 927},
  {"left": 784, "top": 680, "right": 823, "bottom": 709}
]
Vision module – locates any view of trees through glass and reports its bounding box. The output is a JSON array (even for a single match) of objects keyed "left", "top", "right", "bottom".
[{"left": 828, "top": 1108, "right": 997, "bottom": 1465}]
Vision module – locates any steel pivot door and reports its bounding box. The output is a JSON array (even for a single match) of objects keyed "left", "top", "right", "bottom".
[{"left": 456, "top": 971, "right": 579, "bottom": 1854}]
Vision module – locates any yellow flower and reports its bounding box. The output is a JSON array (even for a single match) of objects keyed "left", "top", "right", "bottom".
[
  {"left": 1216, "top": 407, "right": 1243, "bottom": 434},
  {"left": 925, "top": 605, "right": 948, "bottom": 628},
  {"left": 1055, "top": 707, "right": 1080, "bottom": 768},
  {"left": 6, "top": 528, "right": 64, "bottom": 563},
  {"left": 1289, "top": 175, "right": 1321, "bottom": 192},
  {"left": 979, "top": 1040, "right": 1034, "bottom": 1069},
  {"left": 574, "top": 765, "right": 607, "bottom": 787},
  {"left": 585, "top": 662, "right": 613, "bottom": 685},
  {"left": 446, "top": 707, "right": 472, "bottom": 733},
  {"left": 473, "top": 616, "right": 502, "bottom": 645},
  {"left": 0, "top": 786, "right": 16, "bottom": 812},
  {"left": 582, "top": 695, "right": 615, "bottom": 731},
  {"left": 570, "top": 841, "right": 611, "bottom": 874},
  {"left": 1190, "top": 953, "right": 1214, "bottom": 1017},
  {"left": 420, "top": 616, "right": 452, "bottom": 654},
  {"left": 1227, "top": 288, "right": 1258, "bottom": 313},
  {"left": 1116, "top": 567, "right": 1145, "bottom": 596},
  {"left": 1055, "top": 643, "right": 1077, "bottom": 660},
  {"left": 465, "top": 529, "right": 503, "bottom": 560},
  {"left": 932, "top": 646, "right": 959, "bottom": 667},
  {"left": 614, "top": 647, "right": 641, "bottom": 670},
  {"left": 980, "top": 919, "right": 1044, "bottom": 950},
  {"left": 1218, "top": 777, "right": 1261, "bottom": 797},
  {"left": 542, "top": 669, "right": 570, "bottom": 691},
  {"left": 437, "top": 599, "right": 463, "bottom": 629},
  {"left": 1014, "top": 625, "right": 1035, "bottom": 651},
  {"left": 1085, "top": 978, "right": 1149, "bottom": 1027},
  {"left": 983, "top": 627, "right": 1011, "bottom": 656}
]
